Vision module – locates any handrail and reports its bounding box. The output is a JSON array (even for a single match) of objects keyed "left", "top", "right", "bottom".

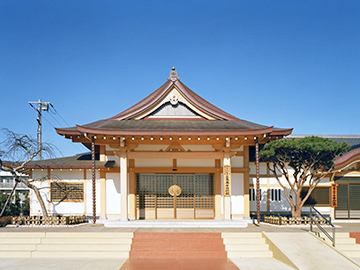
[{"left": 310, "top": 206, "right": 335, "bottom": 247}]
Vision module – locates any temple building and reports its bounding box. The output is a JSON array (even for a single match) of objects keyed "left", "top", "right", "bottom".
[{"left": 24, "top": 68, "right": 360, "bottom": 221}]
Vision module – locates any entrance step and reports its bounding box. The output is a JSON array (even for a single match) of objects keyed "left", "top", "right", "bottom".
[
  {"left": 129, "top": 232, "right": 227, "bottom": 259},
  {"left": 0, "top": 233, "right": 43, "bottom": 258},
  {"left": 0, "top": 232, "right": 133, "bottom": 259},
  {"left": 331, "top": 232, "right": 360, "bottom": 259},
  {"left": 104, "top": 219, "right": 250, "bottom": 228},
  {"left": 222, "top": 233, "right": 273, "bottom": 258}
]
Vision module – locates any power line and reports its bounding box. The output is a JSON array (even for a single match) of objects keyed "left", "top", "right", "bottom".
[
  {"left": 29, "top": 100, "right": 84, "bottom": 157},
  {"left": 49, "top": 104, "right": 71, "bottom": 127}
]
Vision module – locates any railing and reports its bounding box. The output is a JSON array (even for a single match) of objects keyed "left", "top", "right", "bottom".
[
  {"left": 0, "top": 182, "right": 29, "bottom": 189},
  {"left": 310, "top": 206, "right": 335, "bottom": 247}
]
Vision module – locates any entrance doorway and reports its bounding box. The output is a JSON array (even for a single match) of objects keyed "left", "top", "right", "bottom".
[
  {"left": 136, "top": 174, "right": 214, "bottom": 219},
  {"left": 335, "top": 183, "right": 360, "bottom": 219}
]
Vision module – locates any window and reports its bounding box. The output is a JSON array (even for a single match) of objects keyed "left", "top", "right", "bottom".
[
  {"left": 249, "top": 188, "right": 262, "bottom": 201},
  {"left": 50, "top": 182, "right": 84, "bottom": 202},
  {"left": 270, "top": 189, "right": 281, "bottom": 201},
  {"left": 301, "top": 187, "right": 330, "bottom": 206}
]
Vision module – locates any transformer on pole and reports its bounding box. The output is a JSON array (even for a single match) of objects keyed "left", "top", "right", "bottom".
[{"left": 28, "top": 99, "right": 51, "bottom": 160}]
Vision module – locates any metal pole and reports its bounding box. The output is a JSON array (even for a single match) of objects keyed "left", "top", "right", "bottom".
[
  {"left": 255, "top": 137, "right": 260, "bottom": 224},
  {"left": 310, "top": 207, "right": 313, "bottom": 232},
  {"left": 91, "top": 136, "right": 96, "bottom": 224},
  {"left": 29, "top": 99, "right": 51, "bottom": 160},
  {"left": 37, "top": 99, "right": 42, "bottom": 160}
]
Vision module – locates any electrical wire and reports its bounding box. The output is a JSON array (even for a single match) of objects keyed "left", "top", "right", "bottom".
[
  {"left": 29, "top": 103, "right": 84, "bottom": 155},
  {"left": 49, "top": 104, "right": 71, "bottom": 127}
]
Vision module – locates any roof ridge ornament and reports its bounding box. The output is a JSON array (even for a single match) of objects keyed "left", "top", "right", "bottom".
[{"left": 167, "top": 66, "right": 180, "bottom": 81}]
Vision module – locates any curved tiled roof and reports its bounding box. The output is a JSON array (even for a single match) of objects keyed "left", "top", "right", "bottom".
[
  {"left": 56, "top": 70, "right": 292, "bottom": 137},
  {"left": 74, "top": 119, "right": 276, "bottom": 136},
  {"left": 334, "top": 148, "right": 360, "bottom": 170}
]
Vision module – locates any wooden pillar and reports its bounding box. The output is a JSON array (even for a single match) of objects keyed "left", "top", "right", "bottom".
[
  {"left": 243, "top": 146, "right": 250, "bottom": 218},
  {"left": 215, "top": 159, "right": 221, "bottom": 219},
  {"left": 120, "top": 151, "right": 128, "bottom": 221},
  {"left": 223, "top": 152, "right": 231, "bottom": 220},
  {"left": 99, "top": 146, "right": 106, "bottom": 219},
  {"left": 129, "top": 159, "right": 136, "bottom": 220},
  {"left": 100, "top": 170, "right": 106, "bottom": 219}
]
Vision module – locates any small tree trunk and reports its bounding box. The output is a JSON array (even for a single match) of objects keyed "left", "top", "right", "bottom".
[
  {"left": 21, "top": 179, "right": 48, "bottom": 218},
  {"left": 292, "top": 194, "right": 303, "bottom": 217}
]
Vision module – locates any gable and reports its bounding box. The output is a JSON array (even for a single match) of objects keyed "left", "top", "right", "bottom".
[
  {"left": 133, "top": 87, "right": 218, "bottom": 120},
  {"left": 149, "top": 101, "right": 200, "bottom": 118}
]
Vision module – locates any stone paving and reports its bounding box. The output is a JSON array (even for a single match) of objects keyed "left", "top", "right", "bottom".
[
  {"left": 1, "top": 221, "right": 359, "bottom": 233},
  {"left": 0, "top": 222, "right": 359, "bottom": 270}
]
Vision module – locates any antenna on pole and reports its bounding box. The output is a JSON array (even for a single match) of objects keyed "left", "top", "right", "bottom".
[{"left": 28, "top": 99, "right": 51, "bottom": 160}]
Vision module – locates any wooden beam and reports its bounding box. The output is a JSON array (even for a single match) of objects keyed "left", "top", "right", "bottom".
[{"left": 126, "top": 151, "right": 226, "bottom": 159}]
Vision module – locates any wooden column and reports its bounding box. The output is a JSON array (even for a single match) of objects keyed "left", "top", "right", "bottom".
[
  {"left": 223, "top": 152, "right": 231, "bottom": 220},
  {"left": 100, "top": 170, "right": 106, "bottom": 219},
  {"left": 99, "top": 146, "right": 106, "bottom": 219},
  {"left": 129, "top": 159, "right": 136, "bottom": 220},
  {"left": 214, "top": 159, "right": 221, "bottom": 219},
  {"left": 120, "top": 151, "right": 128, "bottom": 221},
  {"left": 243, "top": 146, "right": 250, "bottom": 218}
]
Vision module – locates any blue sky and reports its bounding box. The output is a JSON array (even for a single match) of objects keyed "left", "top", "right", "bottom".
[{"left": 1, "top": 1, "right": 359, "bottom": 158}]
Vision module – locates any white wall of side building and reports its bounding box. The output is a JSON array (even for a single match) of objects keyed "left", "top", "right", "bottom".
[
  {"left": 231, "top": 173, "right": 244, "bottom": 218},
  {"left": 105, "top": 172, "right": 121, "bottom": 217},
  {"left": 30, "top": 169, "right": 50, "bottom": 216}
]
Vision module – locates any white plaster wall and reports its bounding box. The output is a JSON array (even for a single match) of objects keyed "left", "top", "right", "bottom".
[
  {"left": 50, "top": 169, "right": 83, "bottom": 180},
  {"left": 136, "top": 145, "right": 165, "bottom": 151},
  {"left": 303, "top": 206, "right": 330, "bottom": 215},
  {"left": 231, "top": 156, "right": 243, "bottom": 168},
  {"left": 177, "top": 159, "right": 213, "bottom": 167},
  {"left": 106, "top": 173, "right": 121, "bottom": 215},
  {"left": 30, "top": 170, "right": 50, "bottom": 216},
  {"left": 32, "top": 169, "right": 48, "bottom": 180},
  {"left": 30, "top": 180, "right": 50, "bottom": 216},
  {"left": 221, "top": 173, "right": 224, "bottom": 215},
  {"left": 182, "top": 145, "right": 214, "bottom": 151},
  {"left": 249, "top": 163, "right": 267, "bottom": 175},
  {"left": 135, "top": 159, "right": 172, "bottom": 167},
  {"left": 231, "top": 173, "right": 244, "bottom": 215},
  {"left": 86, "top": 181, "right": 101, "bottom": 215},
  {"left": 269, "top": 176, "right": 289, "bottom": 186},
  {"left": 249, "top": 177, "right": 267, "bottom": 186}
]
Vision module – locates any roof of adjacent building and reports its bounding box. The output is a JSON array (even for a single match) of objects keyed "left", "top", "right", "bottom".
[
  {"left": 288, "top": 135, "right": 360, "bottom": 170},
  {"left": 56, "top": 68, "right": 292, "bottom": 137},
  {"left": 5, "top": 153, "right": 115, "bottom": 170}
]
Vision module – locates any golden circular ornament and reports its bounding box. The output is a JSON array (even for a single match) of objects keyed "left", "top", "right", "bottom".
[{"left": 168, "top": 185, "right": 182, "bottom": 197}]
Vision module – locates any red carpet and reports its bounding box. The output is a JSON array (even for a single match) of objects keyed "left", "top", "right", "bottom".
[
  {"left": 121, "top": 232, "right": 239, "bottom": 270},
  {"left": 350, "top": 232, "right": 360, "bottom": 244}
]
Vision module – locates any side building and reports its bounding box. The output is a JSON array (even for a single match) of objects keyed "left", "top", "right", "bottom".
[{"left": 248, "top": 135, "right": 360, "bottom": 220}]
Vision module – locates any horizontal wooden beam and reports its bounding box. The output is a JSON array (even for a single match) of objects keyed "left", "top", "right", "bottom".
[
  {"left": 103, "top": 167, "right": 249, "bottom": 174},
  {"left": 127, "top": 151, "right": 228, "bottom": 159}
]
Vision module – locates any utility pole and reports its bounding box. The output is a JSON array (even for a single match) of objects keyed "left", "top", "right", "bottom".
[{"left": 28, "top": 99, "right": 51, "bottom": 160}]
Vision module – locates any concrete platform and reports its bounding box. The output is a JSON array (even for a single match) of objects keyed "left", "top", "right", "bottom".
[
  {"left": 0, "top": 258, "right": 127, "bottom": 270},
  {"left": 104, "top": 219, "right": 251, "bottom": 228},
  {"left": 1, "top": 222, "right": 360, "bottom": 269}
]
